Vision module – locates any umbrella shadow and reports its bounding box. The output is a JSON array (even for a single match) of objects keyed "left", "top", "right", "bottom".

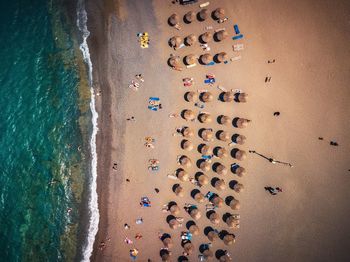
[
  {"left": 176, "top": 168, "right": 185, "bottom": 176},
  {"left": 212, "top": 162, "right": 221, "bottom": 172},
  {"left": 197, "top": 143, "right": 206, "bottom": 153},
  {"left": 178, "top": 255, "right": 189, "bottom": 262},
  {"left": 229, "top": 180, "right": 238, "bottom": 190},
  {"left": 231, "top": 148, "right": 239, "bottom": 158},
  {"left": 213, "top": 32, "right": 222, "bottom": 42},
  {"left": 191, "top": 189, "right": 201, "bottom": 199},
  {"left": 198, "top": 55, "right": 209, "bottom": 65},
  {"left": 230, "top": 163, "right": 239, "bottom": 174},
  {"left": 213, "top": 146, "right": 221, "bottom": 157},
  {"left": 219, "top": 230, "right": 229, "bottom": 240},
  {"left": 168, "top": 201, "right": 178, "bottom": 209},
  {"left": 231, "top": 134, "right": 240, "bottom": 143},
  {"left": 232, "top": 117, "right": 240, "bottom": 127},
  {"left": 181, "top": 239, "right": 191, "bottom": 247},
  {"left": 166, "top": 215, "right": 176, "bottom": 223},
  {"left": 183, "top": 15, "right": 192, "bottom": 24},
  {"left": 195, "top": 171, "right": 204, "bottom": 180},
  {"left": 180, "top": 139, "right": 188, "bottom": 149},
  {"left": 222, "top": 213, "right": 232, "bottom": 223},
  {"left": 184, "top": 92, "right": 191, "bottom": 102},
  {"left": 206, "top": 210, "right": 215, "bottom": 219},
  {"left": 234, "top": 92, "right": 241, "bottom": 102},
  {"left": 211, "top": 177, "right": 220, "bottom": 187},
  {"left": 172, "top": 183, "right": 181, "bottom": 193},
  {"left": 198, "top": 128, "right": 206, "bottom": 139},
  {"left": 215, "top": 130, "right": 224, "bottom": 140},
  {"left": 186, "top": 220, "right": 196, "bottom": 230},
  {"left": 160, "top": 233, "right": 171, "bottom": 241},
  {"left": 196, "top": 12, "right": 206, "bottom": 22},
  {"left": 160, "top": 248, "right": 170, "bottom": 257},
  {"left": 204, "top": 226, "right": 214, "bottom": 236},
  {"left": 215, "top": 249, "right": 226, "bottom": 259},
  {"left": 213, "top": 53, "right": 221, "bottom": 62},
  {"left": 225, "top": 196, "right": 235, "bottom": 206},
  {"left": 218, "top": 93, "right": 226, "bottom": 102}
]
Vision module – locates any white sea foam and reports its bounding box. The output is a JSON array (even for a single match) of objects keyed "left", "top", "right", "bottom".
[{"left": 76, "top": 1, "right": 99, "bottom": 261}]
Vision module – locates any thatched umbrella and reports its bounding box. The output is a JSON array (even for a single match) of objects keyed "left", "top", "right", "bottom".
[
  {"left": 174, "top": 184, "right": 185, "bottom": 197},
  {"left": 200, "top": 53, "right": 213, "bottom": 64},
  {"left": 168, "top": 218, "right": 179, "bottom": 229},
  {"left": 201, "top": 129, "right": 214, "bottom": 141},
  {"left": 200, "top": 144, "right": 213, "bottom": 155},
  {"left": 235, "top": 93, "right": 248, "bottom": 103},
  {"left": 185, "top": 91, "right": 198, "bottom": 102},
  {"left": 201, "top": 92, "right": 214, "bottom": 102},
  {"left": 218, "top": 131, "right": 230, "bottom": 141},
  {"left": 235, "top": 118, "right": 251, "bottom": 128},
  {"left": 176, "top": 169, "right": 189, "bottom": 182},
  {"left": 233, "top": 134, "right": 246, "bottom": 145},
  {"left": 198, "top": 113, "right": 212, "bottom": 123},
  {"left": 189, "top": 224, "right": 199, "bottom": 235},
  {"left": 218, "top": 115, "right": 231, "bottom": 125},
  {"left": 234, "top": 166, "right": 246, "bottom": 177},
  {"left": 211, "top": 195, "right": 224, "bottom": 207},
  {"left": 183, "top": 242, "right": 194, "bottom": 254},
  {"left": 182, "top": 127, "right": 194, "bottom": 137},
  {"left": 214, "top": 179, "right": 226, "bottom": 191},
  {"left": 168, "top": 14, "right": 179, "bottom": 26},
  {"left": 209, "top": 212, "right": 220, "bottom": 224},
  {"left": 215, "top": 30, "right": 228, "bottom": 41},
  {"left": 197, "top": 173, "right": 209, "bottom": 185},
  {"left": 216, "top": 52, "right": 228, "bottom": 63},
  {"left": 169, "top": 203, "right": 180, "bottom": 215},
  {"left": 183, "top": 109, "right": 195, "bottom": 121},
  {"left": 222, "top": 92, "right": 234, "bottom": 102},
  {"left": 226, "top": 215, "right": 239, "bottom": 228},
  {"left": 181, "top": 139, "right": 193, "bottom": 151},
  {"left": 214, "top": 163, "right": 227, "bottom": 175},
  {"left": 214, "top": 147, "right": 228, "bottom": 159},
  {"left": 189, "top": 208, "right": 201, "bottom": 220},
  {"left": 199, "top": 160, "right": 211, "bottom": 172},
  {"left": 162, "top": 237, "right": 173, "bottom": 248},
  {"left": 223, "top": 234, "right": 235, "bottom": 246},
  {"left": 198, "top": 9, "right": 209, "bottom": 21},
  {"left": 213, "top": 8, "right": 225, "bottom": 20},
  {"left": 233, "top": 183, "right": 244, "bottom": 193},
  {"left": 185, "top": 34, "right": 197, "bottom": 46},
  {"left": 232, "top": 149, "right": 247, "bottom": 161},
  {"left": 194, "top": 191, "right": 205, "bottom": 203},
  {"left": 179, "top": 155, "right": 192, "bottom": 167},
  {"left": 203, "top": 249, "right": 214, "bottom": 258},
  {"left": 160, "top": 249, "right": 171, "bottom": 261},
  {"left": 185, "top": 54, "right": 197, "bottom": 65},
  {"left": 229, "top": 198, "right": 240, "bottom": 210},
  {"left": 184, "top": 11, "right": 196, "bottom": 23},
  {"left": 207, "top": 230, "right": 218, "bottom": 241},
  {"left": 200, "top": 32, "right": 212, "bottom": 43},
  {"left": 169, "top": 36, "right": 182, "bottom": 49},
  {"left": 168, "top": 56, "right": 180, "bottom": 67},
  {"left": 219, "top": 254, "right": 232, "bottom": 262}
]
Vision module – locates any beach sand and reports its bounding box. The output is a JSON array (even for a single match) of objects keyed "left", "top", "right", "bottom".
[{"left": 87, "top": 0, "right": 350, "bottom": 261}]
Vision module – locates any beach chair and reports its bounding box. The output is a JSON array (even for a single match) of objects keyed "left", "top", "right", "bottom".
[
  {"left": 230, "top": 55, "right": 242, "bottom": 61},
  {"left": 232, "top": 34, "right": 244, "bottom": 41},
  {"left": 199, "top": 1, "right": 209, "bottom": 8},
  {"left": 234, "top": 24, "right": 240, "bottom": 35},
  {"left": 186, "top": 64, "right": 197, "bottom": 68},
  {"left": 233, "top": 44, "right": 244, "bottom": 51},
  {"left": 204, "top": 78, "right": 215, "bottom": 84}
]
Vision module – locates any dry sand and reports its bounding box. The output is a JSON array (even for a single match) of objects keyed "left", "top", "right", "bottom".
[{"left": 86, "top": 0, "right": 350, "bottom": 261}]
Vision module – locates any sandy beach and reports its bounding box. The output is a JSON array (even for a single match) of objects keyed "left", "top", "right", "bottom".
[{"left": 86, "top": 0, "right": 350, "bottom": 261}]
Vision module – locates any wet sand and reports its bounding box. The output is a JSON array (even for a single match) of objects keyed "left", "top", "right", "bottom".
[{"left": 87, "top": 0, "right": 350, "bottom": 261}]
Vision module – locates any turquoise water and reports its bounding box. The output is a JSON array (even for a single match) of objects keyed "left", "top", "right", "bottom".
[{"left": 0, "top": 0, "right": 89, "bottom": 260}]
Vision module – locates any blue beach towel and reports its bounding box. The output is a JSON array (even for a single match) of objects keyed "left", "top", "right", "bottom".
[
  {"left": 149, "top": 97, "right": 160, "bottom": 101},
  {"left": 205, "top": 61, "right": 215, "bottom": 66},
  {"left": 232, "top": 34, "right": 244, "bottom": 40},
  {"left": 204, "top": 78, "right": 215, "bottom": 84},
  {"left": 148, "top": 105, "right": 158, "bottom": 111},
  {"left": 234, "top": 24, "right": 240, "bottom": 34}
]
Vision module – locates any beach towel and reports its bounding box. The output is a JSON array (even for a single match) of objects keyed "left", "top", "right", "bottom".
[
  {"left": 232, "top": 34, "right": 244, "bottom": 40},
  {"left": 149, "top": 97, "right": 160, "bottom": 101},
  {"left": 204, "top": 78, "right": 215, "bottom": 84},
  {"left": 148, "top": 106, "right": 158, "bottom": 111},
  {"left": 205, "top": 61, "right": 215, "bottom": 66},
  {"left": 234, "top": 24, "right": 240, "bottom": 34}
]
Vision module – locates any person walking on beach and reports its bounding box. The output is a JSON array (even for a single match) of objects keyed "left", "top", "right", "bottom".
[
  {"left": 265, "top": 186, "right": 283, "bottom": 195},
  {"left": 249, "top": 150, "right": 293, "bottom": 167}
]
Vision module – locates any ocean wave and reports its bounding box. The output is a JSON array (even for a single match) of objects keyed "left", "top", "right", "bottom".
[{"left": 76, "top": 1, "right": 100, "bottom": 261}]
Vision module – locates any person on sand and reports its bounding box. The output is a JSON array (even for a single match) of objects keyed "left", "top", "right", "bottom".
[
  {"left": 124, "top": 237, "right": 133, "bottom": 244},
  {"left": 154, "top": 188, "right": 160, "bottom": 193},
  {"left": 330, "top": 141, "right": 339, "bottom": 146},
  {"left": 112, "top": 163, "right": 117, "bottom": 170},
  {"left": 135, "top": 74, "right": 144, "bottom": 82},
  {"left": 136, "top": 217, "right": 143, "bottom": 224},
  {"left": 124, "top": 223, "right": 130, "bottom": 230},
  {"left": 268, "top": 59, "right": 276, "bottom": 63},
  {"left": 265, "top": 186, "right": 282, "bottom": 195},
  {"left": 135, "top": 233, "right": 143, "bottom": 240},
  {"left": 274, "top": 111, "right": 280, "bottom": 116},
  {"left": 130, "top": 248, "right": 139, "bottom": 260},
  {"left": 98, "top": 241, "right": 106, "bottom": 251},
  {"left": 127, "top": 116, "right": 136, "bottom": 121}
]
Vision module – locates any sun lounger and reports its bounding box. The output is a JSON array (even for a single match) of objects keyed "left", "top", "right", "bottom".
[
  {"left": 234, "top": 24, "right": 240, "bottom": 34},
  {"left": 233, "top": 44, "right": 244, "bottom": 51},
  {"left": 205, "top": 61, "right": 215, "bottom": 66},
  {"left": 186, "top": 63, "right": 197, "bottom": 68},
  {"left": 199, "top": 2, "right": 209, "bottom": 8},
  {"left": 204, "top": 78, "right": 215, "bottom": 84},
  {"left": 232, "top": 34, "right": 244, "bottom": 40}
]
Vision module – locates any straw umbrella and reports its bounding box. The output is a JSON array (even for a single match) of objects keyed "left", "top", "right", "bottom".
[
  {"left": 201, "top": 129, "right": 214, "bottom": 141},
  {"left": 183, "top": 242, "right": 194, "bottom": 254},
  {"left": 219, "top": 254, "right": 232, "bottom": 262},
  {"left": 168, "top": 14, "right": 179, "bottom": 26},
  {"left": 222, "top": 92, "right": 234, "bottom": 102},
  {"left": 232, "top": 149, "right": 247, "bottom": 161},
  {"left": 200, "top": 32, "right": 212, "bottom": 43},
  {"left": 189, "top": 208, "right": 201, "bottom": 220},
  {"left": 211, "top": 195, "right": 224, "bottom": 207},
  {"left": 223, "top": 234, "right": 235, "bottom": 246},
  {"left": 168, "top": 56, "right": 180, "bottom": 67},
  {"left": 184, "top": 11, "right": 196, "bottom": 23},
  {"left": 213, "top": 8, "right": 225, "bottom": 20},
  {"left": 174, "top": 184, "right": 185, "bottom": 197},
  {"left": 214, "top": 163, "right": 227, "bottom": 175},
  {"left": 207, "top": 230, "right": 218, "bottom": 241},
  {"left": 216, "top": 52, "right": 228, "bottom": 63},
  {"left": 229, "top": 198, "right": 240, "bottom": 210},
  {"left": 162, "top": 237, "right": 173, "bottom": 248},
  {"left": 189, "top": 224, "right": 199, "bottom": 235},
  {"left": 197, "top": 173, "right": 209, "bottom": 186},
  {"left": 235, "top": 118, "right": 251, "bottom": 128},
  {"left": 183, "top": 109, "right": 195, "bottom": 121},
  {"left": 234, "top": 166, "right": 246, "bottom": 177},
  {"left": 198, "top": 9, "right": 209, "bottom": 21},
  {"left": 199, "top": 160, "right": 211, "bottom": 172},
  {"left": 201, "top": 92, "right": 213, "bottom": 102},
  {"left": 233, "top": 183, "right": 244, "bottom": 193},
  {"left": 168, "top": 218, "right": 179, "bottom": 229},
  {"left": 193, "top": 191, "right": 205, "bottom": 203},
  {"left": 209, "top": 212, "right": 220, "bottom": 224},
  {"left": 218, "top": 116, "right": 231, "bottom": 126},
  {"left": 214, "top": 179, "right": 226, "bottom": 191},
  {"left": 160, "top": 249, "right": 171, "bottom": 261},
  {"left": 198, "top": 113, "right": 212, "bottom": 123},
  {"left": 226, "top": 215, "right": 239, "bottom": 228},
  {"left": 200, "top": 53, "right": 213, "bottom": 64},
  {"left": 203, "top": 249, "right": 214, "bottom": 258},
  {"left": 215, "top": 30, "right": 228, "bottom": 41},
  {"left": 185, "top": 34, "right": 197, "bottom": 46},
  {"left": 218, "top": 131, "right": 230, "bottom": 141},
  {"left": 179, "top": 155, "right": 192, "bottom": 167},
  {"left": 185, "top": 54, "right": 197, "bottom": 65},
  {"left": 181, "top": 139, "right": 193, "bottom": 151},
  {"left": 200, "top": 144, "right": 213, "bottom": 155},
  {"left": 176, "top": 169, "right": 189, "bottom": 182},
  {"left": 235, "top": 93, "right": 248, "bottom": 103},
  {"left": 169, "top": 203, "right": 180, "bottom": 215},
  {"left": 214, "top": 147, "right": 228, "bottom": 159},
  {"left": 182, "top": 127, "right": 194, "bottom": 138},
  {"left": 233, "top": 134, "right": 246, "bottom": 145},
  {"left": 185, "top": 91, "right": 198, "bottom": 102},
  {"left": 169, "top": 36, "right": 182, "bottom": 49}
]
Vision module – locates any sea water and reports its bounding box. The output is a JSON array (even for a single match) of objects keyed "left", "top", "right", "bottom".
[{"left": 0, "top": 0, "right": 95, "bottom": 260}]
